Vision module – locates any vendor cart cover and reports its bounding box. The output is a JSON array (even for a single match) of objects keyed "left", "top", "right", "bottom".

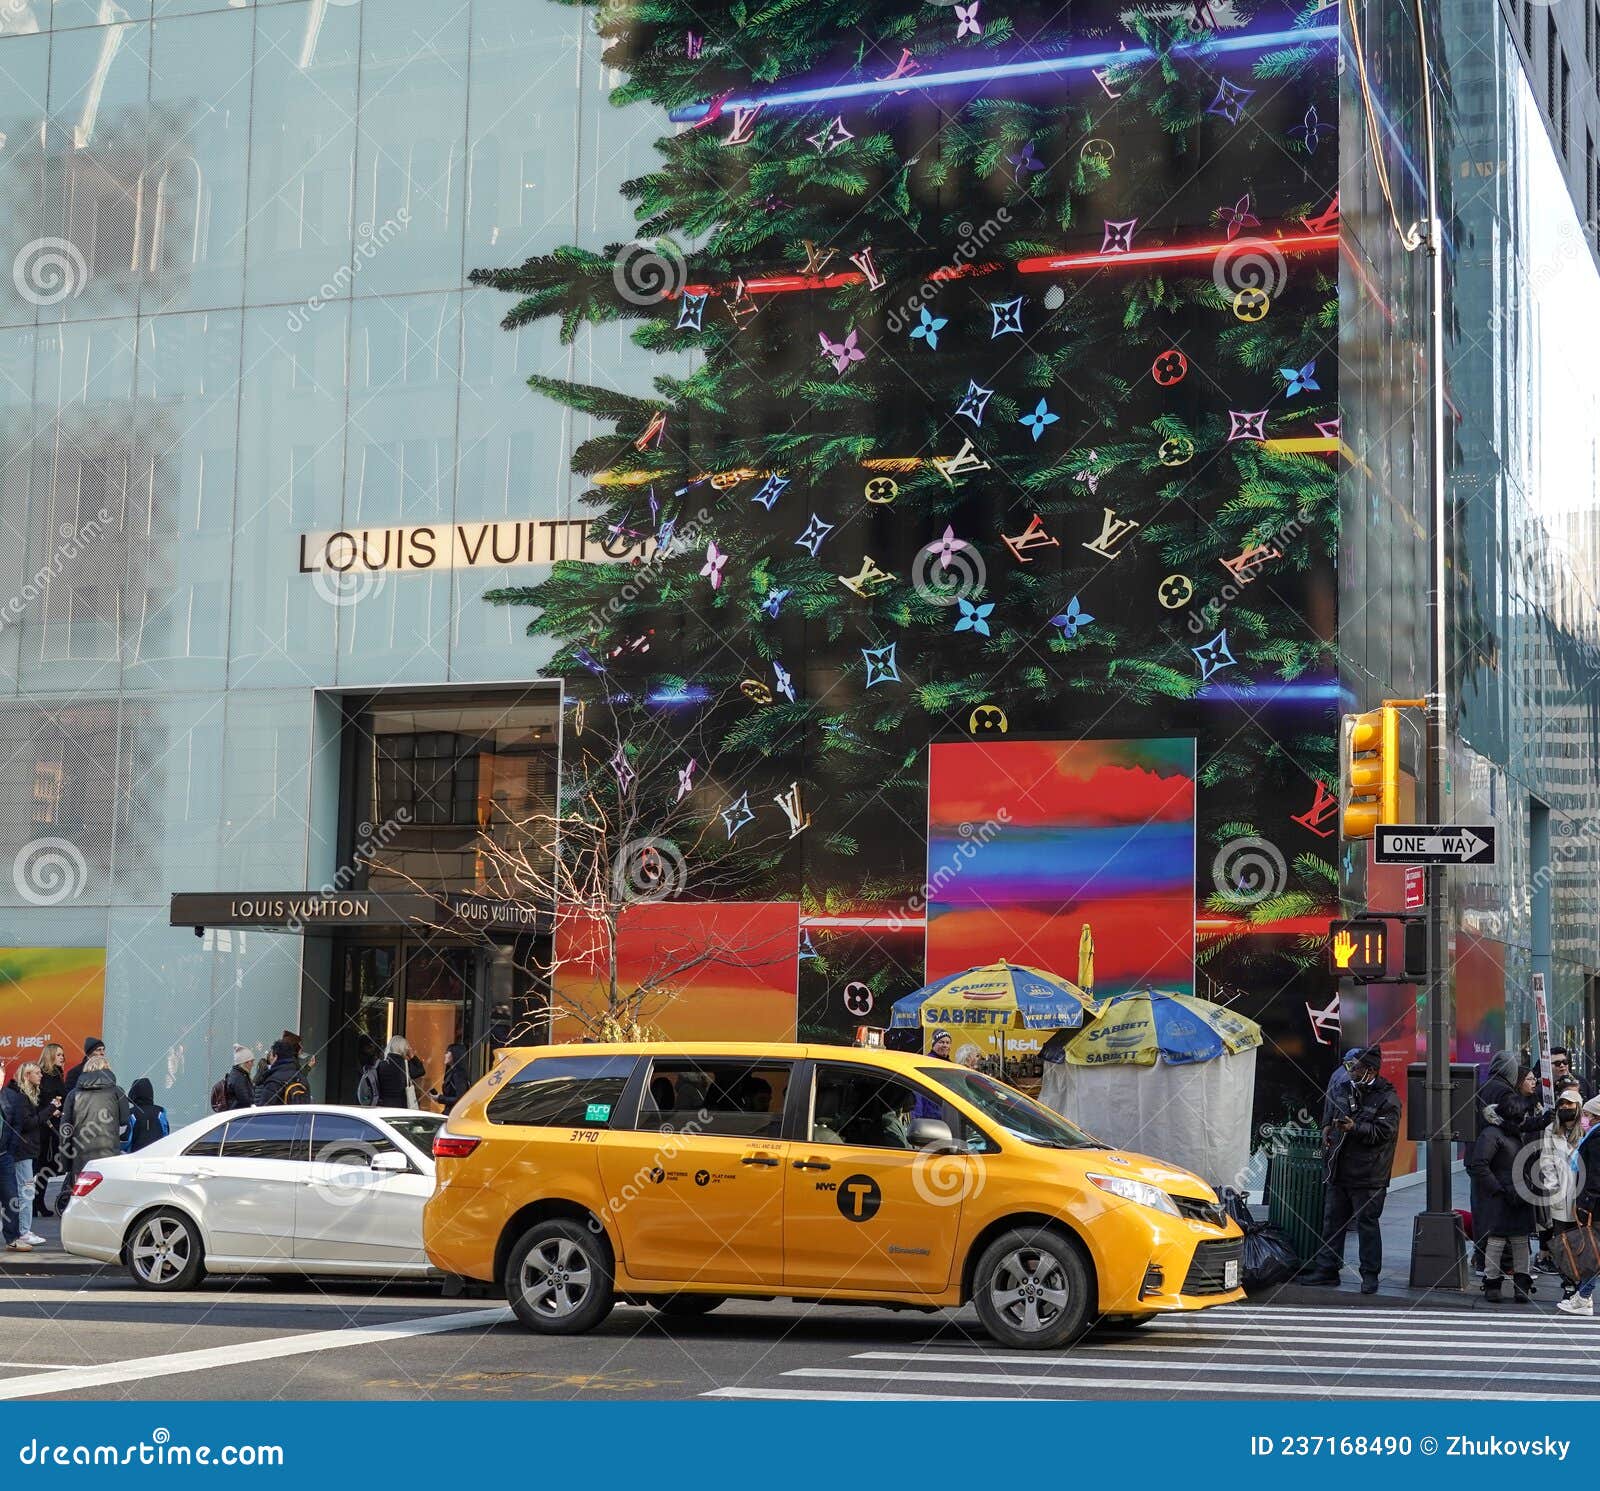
[{"left": 1038, "top": 1047, "right": 1257, "bottom": 1191}]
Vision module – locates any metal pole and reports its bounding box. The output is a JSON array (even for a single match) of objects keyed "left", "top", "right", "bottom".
[
  {"left": 1415, "top": 0, "right": 1450, "bottom": 1222},
  {"left": 1407, "top": 0, "right": 1465, "bottom": 1288}
]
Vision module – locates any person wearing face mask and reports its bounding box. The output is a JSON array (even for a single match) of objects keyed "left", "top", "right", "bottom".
[
  {"left": 1302, "top": 1047, "right": 1401, "bottom": 1293},
  {"left": 1537, "top": 1085, "right": 1585, "bottom": 1294},
  {"left": 1556, "top": 1095, "right": 1600, "bottom": 1314}
]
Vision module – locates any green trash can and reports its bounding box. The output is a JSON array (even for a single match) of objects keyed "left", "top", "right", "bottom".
[{"left": 1262, "top": 1118, "right": 1326, "bottom": 1264}]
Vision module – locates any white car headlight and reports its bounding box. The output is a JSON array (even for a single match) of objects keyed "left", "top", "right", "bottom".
[{"left": 1087, "top": 1172, "right": 1181, "bottom": 1217}]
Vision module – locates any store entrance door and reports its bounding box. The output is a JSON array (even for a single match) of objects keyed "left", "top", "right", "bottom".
[{"left": 333, "top": 940, "right": 486, "bottom": 1107}]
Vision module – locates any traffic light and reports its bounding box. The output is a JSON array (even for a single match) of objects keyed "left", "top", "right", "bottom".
[{"left": 1341, "top": 706, "right": 1399, "bottom": 840}]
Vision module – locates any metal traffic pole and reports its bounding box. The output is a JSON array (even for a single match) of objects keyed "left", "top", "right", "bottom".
[{"left": 1406, "top": 0, "right": 1467, "bottom": 1291}]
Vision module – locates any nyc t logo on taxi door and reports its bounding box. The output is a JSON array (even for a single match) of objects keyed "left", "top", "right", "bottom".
[{"left": 837, "top": 1175, "right": 883, "bottom": 1222}]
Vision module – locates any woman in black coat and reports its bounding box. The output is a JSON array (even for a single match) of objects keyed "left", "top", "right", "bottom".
[
  {"left": 1468, "top": 1093, "right": 1538, "bottom": 1301},
  {"left": 32, "top": 1045, "right": 67, "bottom": 1217},
  {"left": 431, "top": 1043, "right": 471, "bottom": 1111}
]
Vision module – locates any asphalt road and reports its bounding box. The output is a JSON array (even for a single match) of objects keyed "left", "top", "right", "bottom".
[{"left": 2, "top": 1271, "right": 1598, "bottom": 1401}]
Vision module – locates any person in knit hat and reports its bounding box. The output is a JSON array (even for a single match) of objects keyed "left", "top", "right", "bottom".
[
  {"left": 223, "top": 1045, "right": 255, "bottom": 1110},
  {"left": 63, "top": 1037, "right": 105, "bottom": 1094}
]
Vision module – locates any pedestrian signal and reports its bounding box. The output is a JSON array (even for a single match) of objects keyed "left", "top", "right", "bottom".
[{"left": 1328, "top": 919, "right": 1388, "bottom": 979}]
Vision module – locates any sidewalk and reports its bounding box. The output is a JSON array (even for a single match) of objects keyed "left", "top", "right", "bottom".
[
  {"left": 0, "top": 1179, "right": 99, "bottom": 1278},
  {"left": 1258, "top": 1166, "right": 1569, "bottom": 1311}
]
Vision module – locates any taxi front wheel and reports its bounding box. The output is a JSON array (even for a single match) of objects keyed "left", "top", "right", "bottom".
[
  {"left": 506, "top": 1220, "right": 615, "bottom": 1334},
  {"left": 972, "top": 1226, "right": 1092, "bottom": 1349}
]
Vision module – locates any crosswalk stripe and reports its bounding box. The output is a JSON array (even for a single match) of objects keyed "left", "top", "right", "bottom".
[
  {"left": 843, "top": 1350, "right": 1583, "bottom": 1388},
  {"left": 1182, "top": 1304, "right": 1571, "bottom": 1323},
  {"left": 704, "top": 1386, "right": 996, "bottom": 1401},
  {"left": 777, "top": 1366, "right": 1559, "bottom": 1401},
  {"left": 1138, "top": 1320, "right": 1593, "bottom": 1343},
  {"left": 857, "top": 1344, "right": 1600, "bottom": 1367}
]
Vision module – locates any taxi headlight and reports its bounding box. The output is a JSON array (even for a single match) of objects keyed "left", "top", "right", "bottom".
[{"left": 1087, "top": 1172, "right": 1181, "bottom": 1217}]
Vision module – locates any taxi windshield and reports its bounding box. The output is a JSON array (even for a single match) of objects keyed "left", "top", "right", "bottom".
[{"left": 922, "top": 1067, "right": 1099, "bottom": 1150}]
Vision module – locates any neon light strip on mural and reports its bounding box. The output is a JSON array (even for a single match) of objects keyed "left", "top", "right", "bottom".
[
  {"left": 678, "top": 230, "right": 1338, "bottom": 302},
  {"left": 668, "top": 24, "right": 1339, "bottom": 124}
]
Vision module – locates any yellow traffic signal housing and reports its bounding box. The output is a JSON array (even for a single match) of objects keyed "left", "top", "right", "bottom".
[{"left": 1341, "top": 706, "right": 1399, "bottom": 840}]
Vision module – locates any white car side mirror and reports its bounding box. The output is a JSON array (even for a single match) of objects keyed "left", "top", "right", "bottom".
[{"left": 371, "top": 1151, "right": 409, "bottom": 1174}]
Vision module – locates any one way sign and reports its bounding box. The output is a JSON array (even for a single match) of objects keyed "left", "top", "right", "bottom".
[{"left": 1374, "top": 824, "right": 1497, "bottom": 866}]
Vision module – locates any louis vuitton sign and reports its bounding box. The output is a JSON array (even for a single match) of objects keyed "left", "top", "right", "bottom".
[{"left": 297, "top": 518, "right": 654, "bottom": 575}]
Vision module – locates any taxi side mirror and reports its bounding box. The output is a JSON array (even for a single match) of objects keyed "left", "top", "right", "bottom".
[{"left": 907, "top": 1118, "right": 961, "bottom": 1155}]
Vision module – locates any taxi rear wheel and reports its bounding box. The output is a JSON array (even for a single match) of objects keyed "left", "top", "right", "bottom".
[
  {"left": 649, "top": 1293, "right": 726, "bottom": 1318},
  {"left": 506, "top": 1220, "right": 615, "bottom": 1334},
  {"left": 972, "top": 1226, "right": 1092, "bottom": 1349}
]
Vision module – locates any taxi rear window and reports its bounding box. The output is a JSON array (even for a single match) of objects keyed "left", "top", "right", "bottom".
[{"left": 485, "top": 1055, "right": 637, "bottom": 1128}]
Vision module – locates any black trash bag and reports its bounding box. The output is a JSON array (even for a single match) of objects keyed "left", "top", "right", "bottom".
[{"left": 1221, "top": 1188, "right": 1298, "bottom": 1292}]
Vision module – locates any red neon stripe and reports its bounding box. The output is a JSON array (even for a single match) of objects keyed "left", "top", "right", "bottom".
[
  {"left": 677, "top": 233, "right": 1336, "bottom": 303},
  {"left": 1016, "top": 231, "right": 1339, "bottom": 275}
]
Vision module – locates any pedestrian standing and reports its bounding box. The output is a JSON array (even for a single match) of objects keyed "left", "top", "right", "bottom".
[
  {"left": 1558, "top": 1096, "right": 1600, "bottom": 1314},
  {"left": 1470, "top": 1050, "right": 1521, "bottom": 1271},
  {"left": 252, "top": 1040, "right": 311, "bottom": 1106},
  {"left": 1468, "top": 1090, "right": 1539, "bottom": 1302},
  {"left": 430, "top": 1043, "right": 471, "bottom": 1111},
  {"left": 1, "top": 1064, "right": 45, "bottom": 1247},
  {"left": 32, "top": 1044, "right": 66, "bottom": 1218},
  {"left": 125, "top": 1078, "right": 169, "bottom": 1151},
  {"left": 1550, "top": 1048, "right": 1592, "bottom": 1102},
  {"left": 1537, "top": 1086, "right": 1585, "bottom": 1292},
  {"left": 62, "top": 1036, "right": 105, "bottom": 1095},
  {"left": 373, "top": 1037, "right": 418, "bottom": 1108},
  {"left": 1302, "top": 1047, "right": 1401, "bottom": 1294},
  {"left": 1322, "top": 1047, "right": 1362, "bottom": 1126},
  {"left": 224, "top": 1046, "right": 255, "bottom": 1110},
  {"left": 58, "top": 1053, "right": 130, "bottom": 1214}
]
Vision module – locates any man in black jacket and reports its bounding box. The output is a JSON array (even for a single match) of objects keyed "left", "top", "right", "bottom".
[
  {"left": 1302, "top": 1047, "right": 1401, "bottom": 1294},
  {"left": 252, "top": 1041, "right": 310, "bottom": 1106}
]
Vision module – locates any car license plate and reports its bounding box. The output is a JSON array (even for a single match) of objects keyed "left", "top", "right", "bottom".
[{"left": 1224, "top": 1259, "right": 1240, "bottom": 1289}]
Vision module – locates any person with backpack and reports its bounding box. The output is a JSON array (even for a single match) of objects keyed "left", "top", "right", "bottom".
[
  {"left": 211, "top": 1046, "right": 256, "bottom": 1113},
  {"left": 125, "top": 1077, "right": 169, "bottom": 1151},
  {"left": 58, "top": 1053, "right": 130, "bottom": 1215},
  {"left": 252, "top": 1040, "right": 311, "bottom": 1106}
]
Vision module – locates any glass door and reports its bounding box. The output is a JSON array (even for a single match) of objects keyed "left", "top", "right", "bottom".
[{"left": 404, "top": 946, "right": 476, "bottom": 1111}]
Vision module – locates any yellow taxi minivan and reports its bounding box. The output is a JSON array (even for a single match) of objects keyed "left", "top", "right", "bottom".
[{"left": 424, "top": 1042, "right": 1244, "bottom": 1349}]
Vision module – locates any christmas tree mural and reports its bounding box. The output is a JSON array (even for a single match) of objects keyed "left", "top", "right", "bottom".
[{"left": 478, "top": 0, "right": 1343, "bottom": 1118}]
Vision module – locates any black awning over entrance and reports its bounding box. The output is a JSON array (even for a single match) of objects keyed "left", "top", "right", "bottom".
[{"left": 169, "top": 890, "right": 545, "bottom": 942}]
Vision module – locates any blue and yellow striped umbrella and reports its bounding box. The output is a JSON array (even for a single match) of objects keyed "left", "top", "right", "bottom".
[
  {"left": 890, "top": 960, "right": 1102, "bottom": 1032},
  {"left": 1060, "top": 988, "right": 1261, "bottom": 1067}
]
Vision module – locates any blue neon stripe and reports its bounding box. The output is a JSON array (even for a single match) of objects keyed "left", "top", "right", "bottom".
[{"left": 668, "top": 25, "right": 1338, "bottom": 123}]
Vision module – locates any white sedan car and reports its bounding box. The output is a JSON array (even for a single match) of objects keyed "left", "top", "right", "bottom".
[{"left": 61, "top": 1105, "right": 445, "bottom": 1290}]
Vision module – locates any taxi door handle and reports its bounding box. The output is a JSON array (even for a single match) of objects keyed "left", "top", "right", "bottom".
[
  {"left": 792, "top": 1158, "right": 831, "bottom": 1171},
  {"left": 741, "top": 1154, "right": 781, "bottom": 1167}
]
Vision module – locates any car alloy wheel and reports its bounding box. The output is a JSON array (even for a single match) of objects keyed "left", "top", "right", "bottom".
[
  {"left": 521, "top": 1237, "right": 593, "bottom": 1319},
  {"left": 505, "top": 1219, "right": 615, "bottom": 1335},
  {"left": 972, "top": 1225, "right": 1091, "bottom": 1349},
  {"left": 125, "top": 1210, "right": 204, "bottom": 1291},
  {"left": 990, "top": 1247, "right": 1070, "bottom": 1334}
]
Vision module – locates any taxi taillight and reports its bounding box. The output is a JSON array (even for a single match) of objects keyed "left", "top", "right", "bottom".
[{"left": 433, "top": 1135, "right": 481, "bottom": 1159}]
